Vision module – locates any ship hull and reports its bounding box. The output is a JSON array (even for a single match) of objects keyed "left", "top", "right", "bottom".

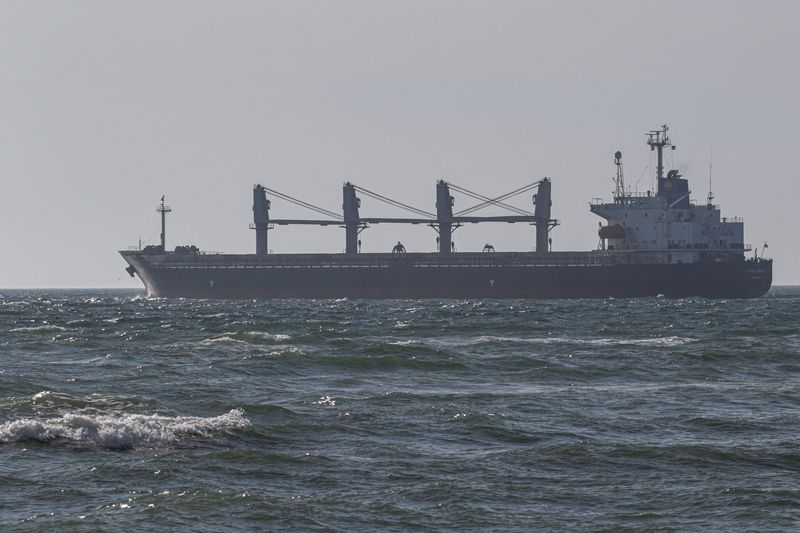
[{"left": 121, "top": 252, "right": 772, "bottom": 299}]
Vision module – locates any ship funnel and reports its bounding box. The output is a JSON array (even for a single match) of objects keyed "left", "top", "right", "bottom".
[{"left": 253, "top": 184, "right": 270, "bottom": 255}]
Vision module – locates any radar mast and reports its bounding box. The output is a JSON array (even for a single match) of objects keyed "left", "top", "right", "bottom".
[
  {"left": 707, "top": 146, "right": 715, "bottom": 207},
  {"left": 647, "top": 124, "right": 675, "bottom": 181},
  {"left": 613, "top": 151, "right": 625, "bottom": 198},
  {"left": 157, "top": 195, "right": 172, "bottom": 251}
]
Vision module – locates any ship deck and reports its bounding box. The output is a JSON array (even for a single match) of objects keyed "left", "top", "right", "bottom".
[
  {"left": 121, "top": 249, "right": 743, "bottom": 269},
  {"left": 123, "top": 250, "right": 606, "bottom": 268}
]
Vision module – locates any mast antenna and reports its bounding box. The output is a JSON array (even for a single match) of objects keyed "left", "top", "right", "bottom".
[
  {"left": 646, "top": 124, "right": 675, "bottom": 182},
  {"left": 614, "top": 151, "right": 625, "bottom": 198},
  {"left": 157, "top": 195, "right": 172, "bottom": 251},
  {"left": 707, "top": 146, "right": 714, "bottom": 207}
]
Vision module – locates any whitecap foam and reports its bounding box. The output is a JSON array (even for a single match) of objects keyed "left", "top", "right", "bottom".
[
  {"left": 10, "top": 325, "right": 66, "bottom": 333},
  {"left": 578, "top": 335, "right": 696, "bottom": 347},
  {"left": 386, "top": 340, "right": 418, "bottom": 346},
  {"left": 244, "top": 331, "right": 292, "bottom": 342},
  {"left": 243, "top": 347, "right": 305, "bottom": 359},
  {"left": 0, "top": 408, "right": 250, "bottom": 449},
  {"left": 201, "top": 335, "right": 245, "bottom": 345},
  {"left": 445, "top": 335, "right": 695, "bottom": 347},
  {"left": 313, "top": 396, "right": 336, "bottom": 406},
  {"left": 204, "top": 332, "right": 292, "bottom": 345}
]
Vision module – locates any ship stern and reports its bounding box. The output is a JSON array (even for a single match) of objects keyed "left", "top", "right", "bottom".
[{"left": 741, "top": 259, "right": 773, "bottom": 298}]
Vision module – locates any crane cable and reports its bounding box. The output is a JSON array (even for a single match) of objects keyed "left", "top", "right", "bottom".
[
  {"left": 262, "top": 187, "right": 342, "bottom": 220},
  {"left": 352, "top": 185, "right": 435, "bottom": 218},
  {"left": 451, "top": 181, "right": 538, "bottom": 216}
]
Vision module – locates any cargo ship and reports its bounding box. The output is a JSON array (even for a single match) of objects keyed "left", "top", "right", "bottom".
[{"left": 121, "top": 126, "right": 772, "bottom": 299}]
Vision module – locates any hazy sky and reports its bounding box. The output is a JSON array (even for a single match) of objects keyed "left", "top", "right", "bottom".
[{"left": 1, "top": 0, "right": 798, "bottom": 287}]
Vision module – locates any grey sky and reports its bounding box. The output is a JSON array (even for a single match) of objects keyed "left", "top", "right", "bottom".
[{"left": 1, "top": 0, "right": 798, "bottom": 287}]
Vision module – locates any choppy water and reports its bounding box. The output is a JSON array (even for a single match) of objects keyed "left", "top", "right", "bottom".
[{"left": 1, "top": 288, "right": 799, "bottom": 531}]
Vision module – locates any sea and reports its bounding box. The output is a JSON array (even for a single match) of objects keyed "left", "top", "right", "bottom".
[{"left": 1, "top": 287, "right": 799, "bottom": 531}]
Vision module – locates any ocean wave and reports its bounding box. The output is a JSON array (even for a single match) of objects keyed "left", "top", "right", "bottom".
[
  {"left": 65, "top": 319, "right": 94, "bottom": 326},
  {"left": 0, "top": 408, "right": 250, "bottom": 449},
  {"left": 202, "top": 332, "right": 292, "bottom": 345},
  {"left": 576, "top": 335, "right": 696, "bottom": 347},
  {"left": 437, "top": 335, "right": 695, "bottom": 348},
  {"left": 386, "top": 340, "right": 419, "bottom": 346},
  {"left": 200, "top": 336, "right": 246, "bottom": 345},
  {"left": 0, "top": 300, "right": 31, "bottom": 306},
  {"left": 325, "top": 353, "right": 464, "bottom": 370},
  {"left": 243, "top": 347, "right": 305, "bottom": 359},
  {"left": 9, "top": 325, "right": 67, "bottom": 333},
  {"left": 313, "top": 395, "right": 337, "bottom": 407}
]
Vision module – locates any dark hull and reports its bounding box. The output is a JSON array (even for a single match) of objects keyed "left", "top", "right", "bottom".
[{"left": 121, "top": 252, "right": 772, "bottom": 299}]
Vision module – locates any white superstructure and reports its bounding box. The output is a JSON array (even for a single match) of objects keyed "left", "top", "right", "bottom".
[{"left": 591, "top": 126, "right": 747, "bottom": 264}]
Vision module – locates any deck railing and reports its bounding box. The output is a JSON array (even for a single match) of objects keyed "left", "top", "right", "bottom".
[{"left": 125, "top": 248, "right": 753, "bottom": 269}]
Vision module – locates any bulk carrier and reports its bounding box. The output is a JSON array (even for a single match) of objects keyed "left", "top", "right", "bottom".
[{"left": 121, "top": 126, "right": 772, "bottom": 299}]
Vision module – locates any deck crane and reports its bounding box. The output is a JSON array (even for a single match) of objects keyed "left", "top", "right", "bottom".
[{"left": 251, "top": 180, "right": 559, "bottom": 254}]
